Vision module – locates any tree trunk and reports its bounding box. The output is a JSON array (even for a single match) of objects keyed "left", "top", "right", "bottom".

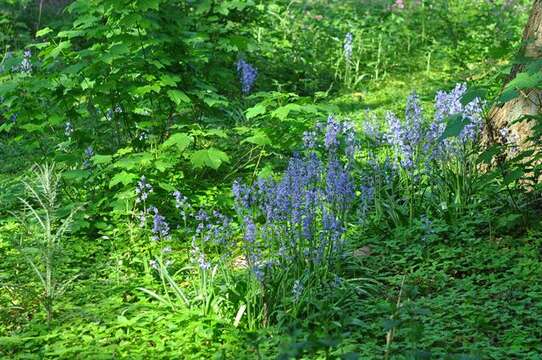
[{"left": 485, "top": 0, "right": 542, "bottom": 147}]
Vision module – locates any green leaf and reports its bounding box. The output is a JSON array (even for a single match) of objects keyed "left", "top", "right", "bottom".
[
  {"left": 43, "top": 41, "right": 71, "bottom": 60},
  {"left": 167, "top": 90, "right": 191, "bottom": 106},
  {"left": 461, "top": 87, "right": 486, "bottom": 105},
  {"left": 190, "top": 148, "right": 230, "bottom": 170},
  {"left": 133, "top": 84, "right": 161, "bottom": 96},
  {"left": 477, "top": 145, "right": 501, "bottom": 164},
  {"left": 440, "top": 114, "right": 470, "bottom": 140},
  {"left": 245, "top": 104, "right": 266, "bottom": 119},
  {"left": 36, "top": 27, "right": 53, "bottom": 37},
  {"left": 109, "top": 171, "right": 137, "bottom": 188},
  {"left": 92, "top": 155, "right": 113, "bottom": 165},
  {"left": 504, "top": 168, "right": 525, "bottom": 185},
  {"left": 271, "top": 103, "right": 303, "bottom": 120},
  {"left": 242, "top": 131, "right": 270, "bottom": 146},
  {"left": 499, "top": 72, "right": 542, "bottom": 103},
  {"left": 161, "top": 133, "right": 192, "bottom": 151}
]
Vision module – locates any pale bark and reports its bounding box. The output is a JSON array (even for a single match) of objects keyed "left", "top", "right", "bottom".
[{"left": 485, "top": 0, "right": 542, "bottom": 147}]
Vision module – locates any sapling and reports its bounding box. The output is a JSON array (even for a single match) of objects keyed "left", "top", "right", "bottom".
[{"left": 13, "top": 163, "right": 79, "bottom": 329}]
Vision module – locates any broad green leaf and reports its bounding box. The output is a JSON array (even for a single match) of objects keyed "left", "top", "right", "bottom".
[
  {"left": 161, "top": 133, "right": 192, "bottom": 151},
  {"left": 133, "top": 84, "right": 161, "bottom": 96},
  {"left": 43, "top": 41, "right": 71, "bottom": 60},
  {"left": 245, "top": 104, "right": 266, "bottom": 119},
  {"left": 440, "top": 114, "right": 470, "bottom": 140},
  {"left": 271, "top": 103, "right": 303, "bottom": 120},
  {"left": 504, "top": 168, "right": 525, "bottom": 185},
  {"left": 36, "top": 27, "right": 53, "bottom": 37},
  {"left": 477, "top": 145, "right": 501, "bottom": 164},
  {"left": 109, "top": 171, "right": 137, "bottom": 188},
  {"left": 190, "top": 148, "right": 230, "bottom": 170},
  {"left": 92, "top": 155, "right": 113, "bottom": 165},
  {"left": 167, "top": 90, "right": 191, "bottom": 105},
  {"left": 242, "top": 131, "right": 270, "bottom": 146}
]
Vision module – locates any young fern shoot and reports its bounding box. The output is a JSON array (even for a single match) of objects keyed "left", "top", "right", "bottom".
[{"left": 13, "top": 163, "right": 80, "bottom": 329}]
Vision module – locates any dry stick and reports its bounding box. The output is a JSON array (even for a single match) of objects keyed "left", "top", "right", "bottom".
[{"left": 384, "top": 275, "right": 406, "bottom": 360}]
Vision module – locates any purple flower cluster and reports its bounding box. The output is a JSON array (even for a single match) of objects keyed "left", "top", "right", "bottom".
[
  {"left": 233, "top": 117, "right": 357, "bottom": 281},
  {"left": 188, "top": 208, "right": 234, "bottom": 273},
  {"left": 236, "top": 59, "right": 257, "bottom": 94},
  {"left": 385, "top": 92, "right": 424, "bottom": 169},
  {"left": 381, "top": 84, "right": 484, "bottom": 170},
  {"left": 83, "top": 146, "right": 94, "bottom": 169},
  {"left": 173, "top": 190, "right": 191, "bottom": 224},
  {"left": 13, "top": 50, "right": 32, "bottom": 74},
  {"left": 135, "top": 176, "right": 153, "bottom": 204},
  {"left": 150, "top": 206, "right": 170, "bottom": 241},
  {"left": 430, "top": 83, "right": 483, "bottom": 157}
]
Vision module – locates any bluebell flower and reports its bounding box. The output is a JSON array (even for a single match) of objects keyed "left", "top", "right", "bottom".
[
  {"left": 344, "top": 32, "right": 353, "bottom": 62},
  {"left": 15, "top": 50, "right": 32, "bottom": 74},
  {"left": 150, "top": 206, "right": 170, "bottom": 241},
  {"left": 83, "top": 146, "right": 94, "bottom": 169},
  {"left": 325, "top": 115, "right": 341, "bottom": 150},
  {"left": 64, "top": 122, "right": 74, "bottom": 137},
  {"left": 135, "top": 176, "right": 153, "bottom": 203},
  {"left": 236, "top": 59, "right": 257, "bottom": 94},
  {"left": 292, "top": 279, "right": 304, "bottom": 301}
]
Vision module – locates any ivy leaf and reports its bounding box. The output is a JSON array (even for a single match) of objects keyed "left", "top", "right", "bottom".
[{"left": 190, "top": 148, "right": 230, "bottom": 170}]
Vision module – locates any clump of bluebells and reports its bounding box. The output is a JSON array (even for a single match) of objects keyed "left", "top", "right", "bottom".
[
  {"left": 381, "top": 83, "right": 483, "bottom": 170},
  {"left": 236, "top": 58, "right": 257, "bottom": 95},
  {"left": 232, "top": 115, "right": 358, "bottom": 318},
  {"left": 363, "top": 83, "right": 484, "bottom": 222}
]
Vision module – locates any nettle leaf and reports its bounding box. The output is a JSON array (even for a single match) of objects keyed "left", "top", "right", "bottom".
[
  {"left": 109, "top": 171, "right": 137, "bottom": 188},
  {"left": 161, "top": 133, "right": 192, "bottom": 151},
  {"left": 190, "top": 148, "right": 230, "bottom": 170},
  {"left": 440, "top": 114, "right": 469, "bottom": 140},
  {"left": 167, "top": 89, "right": 191, "bottom": 106}
]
